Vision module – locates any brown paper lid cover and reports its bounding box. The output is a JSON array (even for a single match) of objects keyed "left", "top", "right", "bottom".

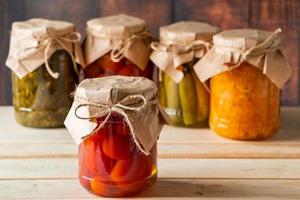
[
  {"left": 194, "top": 28, "right": 291, "bottom": 88},
  {"left": 87, "top": 14, "right": 146, "bottom": 38},
  {"left": 65, "top": 76, "right": 169, "bottom": 154}
]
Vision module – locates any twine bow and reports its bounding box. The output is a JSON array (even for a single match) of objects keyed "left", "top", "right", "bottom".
[
  {"left": 111, "top": 30, "right": 151, "bottom": 62},
  {"left": 88, "top": 28, "right": 151, "bottom": 62},
  {"left": 74, "top": 94, "right": 147, "bottom": 138},
  {"left": 223, "top": 28, "right": 282, "bottom": 70},
  {"left": 74, "top": 94, "right": 152, "bottom": 154},
  {"left": 151, "top": 40, "right": 211, "bottom": 55},
  {"left": 13, "top": 31, "right": 81, "bottom": 79}
]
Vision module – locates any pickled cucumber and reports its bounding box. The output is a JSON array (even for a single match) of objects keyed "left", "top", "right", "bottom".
[
  {"left": 191, "top": 70, "right": 209, "bottom": 122},
  {"left": 12, "top": 50, "right": 78, "bottom": 128},
  {"left": 158, "top": 72, "right": 166, "bottom": 107},
  {"left": 179, "top": 72, "right": 197, "bottom": 126},
  {"left": 164, "top": 74, "right": 182, "bottom": 124}
]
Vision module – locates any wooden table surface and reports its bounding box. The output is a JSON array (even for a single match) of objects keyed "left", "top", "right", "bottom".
[{"left": 0, "top": 106, "right": 300, "bottom": 199}]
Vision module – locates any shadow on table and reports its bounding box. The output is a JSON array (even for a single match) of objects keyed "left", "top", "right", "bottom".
[
  {"left": 138, "top": 179, "right": 299, "bottom": 198},
  {"left": 266, "top": 108, "right": 300, "bottom": 142},
  {"left": 280, "top": 108, "right": 300, "bottom": 130},
  {"left": 138, "top": 179, "right": 204, "bottom": 198}
]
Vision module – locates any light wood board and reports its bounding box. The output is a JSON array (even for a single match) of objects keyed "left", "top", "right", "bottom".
[{"left": 0, "top": 106, "right": 299, "bottom": 199}]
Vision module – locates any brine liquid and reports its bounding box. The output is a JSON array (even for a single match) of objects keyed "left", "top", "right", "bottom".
[
  {"left": 79, "top": 114, "right": 157, "bottom": 197},
  {"left": 84, "top": 53, "right": 153, "bottom": 79}
]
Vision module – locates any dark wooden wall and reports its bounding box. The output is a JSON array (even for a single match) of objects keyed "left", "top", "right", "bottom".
[{"left": 0, "top": 0, "right": 299, "bottom": 105}]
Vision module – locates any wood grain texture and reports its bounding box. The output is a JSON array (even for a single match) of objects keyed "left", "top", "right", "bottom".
[
  {"left": 1, "top": 158, "right": 300, "bottom": 180},
  {"left": 0, "top": 0, "right": 24, "bottom": 105},
  {"left": 2, "top": 142, "right": 300, "bottom": 159},
  {"left": 0, "top": 106, "right": 300, "bottom": 199},
  {"left": 98, "top": 0, "right": 173, "bottom": 37},
  {"left": 0, "top": 179, "right": 299, "bottom": 199},
  {"left": 174, "top": 0, "right": 250, "bottom": 29},
  {"left": 23, "top": 0, "right": 98, "bottom": 37},
  {"left": 1, "top": 107, "right": 299, "bottom": 144},
  {"left": 249, "top": 0, "right": 300, "bottom": 105},
  {"left": 0, "top": 0, "right": 300, "bottom": 106},
  {"left": 1, "top": 106, "right": 300, "bottom": 159}
]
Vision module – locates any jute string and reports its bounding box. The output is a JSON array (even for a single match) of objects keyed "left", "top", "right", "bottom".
[
  {"left": 219, "top": 28, "right": 282, "bottom": 70},
  {"left": 151, "top": 40, "right": 211, "bottom": 55},
  {"left": 74, "top": 94, "right": 156, "bottom": 155},
  {"left": 12, "top": 32, "right": 81, "bottom": 79},
  {"left": 87, "top": 28, "right": 151, "bottom": 62}
]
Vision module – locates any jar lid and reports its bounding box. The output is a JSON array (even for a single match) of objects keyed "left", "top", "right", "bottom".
[
  {"left": 87, "top": 14, "right": 147, "bottom": 38},
  {"left": 75, "top": 75, "right": 156, "bottom": 105},
  {"left": 6, "top": 18, "right": 84, "bottom": 79},
  {"left": 65, "top": 76, "right": 169, "bottom": 155},
  {"left": 194, "top": 28, "right": 291, "bottom": 88},
  {"left": 12, "top": 18, "right": 75, "bottom": 38},
  {"left": 159, "top": 21, "right": 219, "bottom": 45},
  {"left": 84, "top": 14, "right": 151, "bottom": 70},
  {"left": 213, "top": 29, "right": 281, "bottom": 51},
  {"left": 150, "top": 21, "right": 219, "bottom": 83}
]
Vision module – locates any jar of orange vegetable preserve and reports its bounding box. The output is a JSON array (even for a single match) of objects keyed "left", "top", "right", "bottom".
[
  {"left": 83, "top": 14, "right": 154, "bottom": 79},
  {"left": 194, "top": 28, "right": 291, "bottom": 140},
  {"left": 65, "top": 76, "right": 168, "bottom": 197}
]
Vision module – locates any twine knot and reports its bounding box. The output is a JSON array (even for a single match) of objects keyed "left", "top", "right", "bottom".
[
  {"left": 110, "top": 30, "right": 151, "bottom": 62},
  {"left": 223, "top": 28, "right": 282, "bottom": 70},
  {"left": 41, "top": 32, "right": 81, "bottom": 79},
  {"left": 151, "top": 40, "right": 211, "bottom": 55},
  {"left": 74, "top": 94, "right": 147, "bottom": 139},
  {"left": 13, "top": 31, "right": 81, "bottom": 79}
]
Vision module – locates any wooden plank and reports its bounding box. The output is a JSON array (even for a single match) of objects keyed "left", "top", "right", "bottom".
[
  {"left": 0, "top": 143, "right": 76, "bottom": 159},
  {"left": 158, "top": 143, "right": 300, "bottom": 159},
  {"left": 98, "top": 0, "right": 173, "bottom": 37},
  {"left": 1, "top": 158, "right": 300, "bottom": 180},
  {"left": 0, "top": 0, "right": 99, "bottom": 106},
  {"left": 0, "top": 0, "right": 24, "bottom": 106},
  {"left": 1, "top": 106, "right": 299, "bottom": 144},
  {"left": 1, "top": 107, "right": 300, "bottom": 158},
  {"left": 23, "top": 0, "right": 98, "bottom": 37},
  {"left": 250, "top": 0, "right": 300, "bottom": 105},
  {"left": 174, "top": 0, "right": 250, "bottom": 29},
  {"left": 1, "top": 142, "right": 300, "bottom": 159},
  {"left": 0, "top": 107, "right": 72, "bottom": 143},
  {"left": 0, "top": 179, "right": 299, "bottom": 199}
]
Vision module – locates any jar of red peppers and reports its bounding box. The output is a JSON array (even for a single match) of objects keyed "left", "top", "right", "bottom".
[
  {"left": 150, "top": 22, "right": 219, "bottom": 127},
  {"left": 83, "top": 14, "right": 154, "bottom": 79},
  {"left": 194, "top": 29, "right": 291, "bottom": 140},
  {"left": 65, "top": 76, "right": 168, "bottom": 197}
]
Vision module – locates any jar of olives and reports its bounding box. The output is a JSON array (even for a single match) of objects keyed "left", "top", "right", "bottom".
[
  {"left": 6, "top": 18, "right": 84, "bottom": 128},
  {"left": 83, "top": 14, "right": 154, "bottom": 79},
  {"left": 64, "top": 76, "right": 168, "bottom": 197},
  {"left": 195, "top": 28, "right": 291, "bottom": 140},
  {"left": 150, "top": 21, "right": 219, "bottom": 127}
]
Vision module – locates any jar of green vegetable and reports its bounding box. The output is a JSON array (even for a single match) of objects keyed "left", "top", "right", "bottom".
[
  {"left": 150, "top": 22, "right": 219, "bottom": 127},
  {"left": 6, "top": 18, "right": 85, "bottom": 128}
]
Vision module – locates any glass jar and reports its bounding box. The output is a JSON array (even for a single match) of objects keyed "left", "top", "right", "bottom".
[
  {"left": 151, "top": 21, "right": 219, "bottom": 128},
  {"left": 84, "top": 15, "right": 154, "bottom": 80},
  {"left": 79, "top": 113, "right": 157, "bottom": 197},
  {"left": 210, "top": 62, "right": 280, "bottom": 140},
  {"left": 12, "top": 50, "right": 78, "bottom": 128},
  {"left": 159, "top": 62, "right": 209, "bottom": 127},
  {"left": 84, "top": 53, "right": 153, "bottom": 79}
]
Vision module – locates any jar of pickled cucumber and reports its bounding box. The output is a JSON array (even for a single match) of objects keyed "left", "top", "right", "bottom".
[
  {"left": 6, "top": 18, "right": 84, "bottom": 128},
  {"left": 194, "top": 29, "right": 291, "bottom": 140},
  {"left": 84, "top": 14, "right": 153, "bottom": 79},
  {"left": 150, "top": 21, "right": 219, "bottom": 127},
  {"left": 64, "top": 76, "right": 168, "bottom": 197}
]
